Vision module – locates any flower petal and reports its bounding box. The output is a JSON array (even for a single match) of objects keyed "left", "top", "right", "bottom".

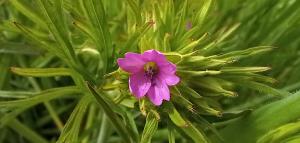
[
  {"left": 147, "top": 78, "right": 170, "bottom": 106},
  {"left": 142, "top": 50, "right": 168, "bottom": 63},
  {"left": 159, "top": 73, "right": 180, "bottom": 86},
  {"left": 158, "top": 61, "right": 179, "bottom": 85},
  {"left": 159, "top": 62, "right": 177, "bottom": 74},
  {"left": 129, "top": 72, "right": 151, "bottom": 98},
  {"left": 142, "top": 50, "right": 177, "bottom": 73},
  {"left": 117, "top": 52, "right": 145, "bottom": 73}
]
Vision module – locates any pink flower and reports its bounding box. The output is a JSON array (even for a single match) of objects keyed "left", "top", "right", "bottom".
[{"left": 117, "top": 50, "right": 180, "bottom": 106}]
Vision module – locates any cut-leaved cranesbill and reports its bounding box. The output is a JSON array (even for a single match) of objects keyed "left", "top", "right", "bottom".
[{"left": 117, "top": 50, "right": 180, "bottom": 106}]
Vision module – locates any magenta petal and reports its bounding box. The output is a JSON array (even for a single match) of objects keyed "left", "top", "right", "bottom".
[
  {"left": 117, "top": 52, "right": 145, "bottom": 73},
  {"left": 147, "top": 78, "right": 170, "bottom": 106},
  {"left": 159, "top": 62, "right": 176, "bottom": 74},
  {"left": 142, "top": 50, "right": 177, "bottom": 74},
  {"left": 142, "top": 50, "right": 168, "bottom": 63},
  {"left": 158, "top": 62, "right": 179, "bottom": 85},
  {"left": 119, "top": 50, "right": 179, "bottom": 105},
  {"left": 129, "top": 72, "right": 151, "bottom": 98},
  {"left": 159, "top": 73, "right": 180, "bottom": 86}
]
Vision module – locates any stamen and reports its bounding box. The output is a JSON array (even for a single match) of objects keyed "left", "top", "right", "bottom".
[{"left": 144, "top": 62, "right": 158, "bottom": 79}]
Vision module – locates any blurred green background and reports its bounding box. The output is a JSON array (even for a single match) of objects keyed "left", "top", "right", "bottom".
[{"left": 1, "top": 0, "right": 300, "bottom": 143}]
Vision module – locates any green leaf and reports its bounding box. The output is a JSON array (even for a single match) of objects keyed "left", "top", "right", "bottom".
[
  {"left": 0, "top": 90, "right": 34, "bottom": 99},
  {"left": 219, "top": 73, "right": 277, "bottom": 84},
  {"left": 179, "top": 33, "right": 208, "bottom": 53},
  {"left": 0, "top": 86, "right": 81, "bottom": 108},
  {"left": 194, "top": 0, "right": 213, "bottom": 28},
  {"left": 12, "top": 22, "right": 68, "bottom": 62},
  {"left": 217, "top": 46, "right": 274, "bottom": 60},
  {"left": 37, "top": 0, "right": 77, "bottom": 65},
  {"left": 11, "top": 67, "right": 73, "bottom": 77},
  {"left": 168, "top": 103, "right": 188, "bottom": 127},
  {"left": 285, "top": 136, "right": 300, "bottom": 143},
  {"left": 122, "top": 21, "right": 153, "bottom": 53},
  {"left": 218, "top": 90, "right": 300, "bottom": 143},
  {"left": 180, "top": 121, "right": 208, "bottom": 143},
  {"left": 1, "top": 108, "right": 28, "bottom": 127},
  {"left": 209, "top": 109, "right": 252, "bottom": 122},
  {"left": 229, "top": 79, "right": 289, "bottom": 96},
  {"left": 7, "top": 119, "right": 48, "bottom": 143},
  {"left": 10, "top": 0, "right": 47, "bottom": 28},
  {"left": 257, "top": 120, "right": 300, "bottom": 143},
  {"left": 177, "top": 84, "right": 202, "bottom": 99},
  {"left": 174, "top": 0, "right": 188, "bottom": 37},
  {"left": 72, "top": 20, "right": 94, "bottom": 40},
  {"left": 200, "top": 24, "right": 240, "bottom": 55},
  {"left": 168, "top": 124, "right": 176, "bottom": 143},
  {"left": 0, "top": 42, "right": 40, "bottom": 55},
  {"left": 125, "top": 0, "right": 142, "bottom": 25},
  {"left": 167, "top": 103, "right": 207, "bottom": 143},
  {"left": 0, "top": 54, "right": 12, "bottom": 89},
  {"left": 141, "top": 111, "right": 159, "bottom": 143},
  {"left": 172, "top": 87, "right": 195, "bottom": 112},
  {"left": 193, "top": 77, "right": 237, "bottom": 97},
  {"left": 80, "top": 0, "right": 113, "bottom": 76},
  {"left": 177, "top": 70, "right": 221, "bottom": 77},
  {"left": 124, "top": 112, "right": 140, "bottom": 143},
  {"left": 220, "top": 67, "right": 271, "bottom": 73},
  {"left": 164, "top": 52, "right": 183, "bottom": 64},
  {"left": 86, "top": 82, "right": 132, "bottom": 143},
  {"left": 57, "top": 95, "right": 91, "bottom": 143},
  {"left": 97, "top": 114, "right": 111, "bottom": 143}
]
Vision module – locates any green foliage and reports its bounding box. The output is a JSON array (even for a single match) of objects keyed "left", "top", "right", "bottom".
[
  {"left": 218, "top": 90, "right": 300, "bottom": 143},
  {"left": 140, "top": 111, "right": 159, "bottom": 143},
  {"left": 0, "top": 0, "right": 300, "bottom": 143}
]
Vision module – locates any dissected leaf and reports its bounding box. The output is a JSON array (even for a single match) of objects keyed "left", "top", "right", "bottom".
[{"left": 141, "top": 111, "right": 159, "bottom": 143}]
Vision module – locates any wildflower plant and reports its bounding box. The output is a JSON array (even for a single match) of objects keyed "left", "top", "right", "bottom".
[
  {"left": 117, "top": 50, "right": 180, "bottom": 106},
  {"left": 0, "top": 0, "right": 300, "bottom": 143}
]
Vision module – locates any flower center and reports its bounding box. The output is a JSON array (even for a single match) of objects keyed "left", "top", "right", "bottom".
[{"left": 144, "top": 62, "right": 158, "bottom": 78}]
